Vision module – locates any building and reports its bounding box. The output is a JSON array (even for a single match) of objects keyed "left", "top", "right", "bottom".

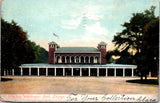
[
  {"left": 4, "top": 41, "right": 137, "bottom": 77},
  {"left": 48, "top": 41, "right": 107, "bottom": 64}
]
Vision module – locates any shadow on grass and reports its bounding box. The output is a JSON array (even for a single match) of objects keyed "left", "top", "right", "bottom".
[
  {"left": 1, "top": 78, "right": 13, "bottom": 82},
  {"left": 126, "top": 79, "right": 158, "bottom": 85}
]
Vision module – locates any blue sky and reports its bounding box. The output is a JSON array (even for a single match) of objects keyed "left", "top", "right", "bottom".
[{"left": 1, "top": 0, "right": 159, "bottom": 51}]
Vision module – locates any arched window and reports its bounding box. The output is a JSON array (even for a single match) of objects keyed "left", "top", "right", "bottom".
[
  {"left": 66, "top": 56, "right": 70, "bottom": 63},
  {"left": 95, "top": 57, "right": 99, "bottom": 63},
  {"left": 85, "top": 56, "right": 89, "bottom": 63},
  {"left": 71, "top": 56, "right": 74, "bottom": 63},
  {"left": 56, "top": 56, "right": 60, "bottom": 63},
  {"left": 76, "top": 56, "right": 79, "bottom": 63},
  {"left": 90, "top": 56, "right": 94, "bottom": 63},
  {"left": 81, "top": 56, "right": 84, "bottom": 63},
  {"left": 62, "top": 56, "right": 65, "bottom": 63}
]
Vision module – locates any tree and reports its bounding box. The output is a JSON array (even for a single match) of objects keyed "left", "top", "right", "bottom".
[
  {"left": 36, "top": 47, "right": 48, "bottom": 63},
  {"left": 1, "top": 19, "right": 28, "bottom": 75},
  {"left": 112, "top": 6, "right": 158, "bottom": 80},
  {"left": 141, "top": 17, "right": 159, "bottom": 80},
  {"left": 1, "top": 19, "right": 48, "bottom": 75}
]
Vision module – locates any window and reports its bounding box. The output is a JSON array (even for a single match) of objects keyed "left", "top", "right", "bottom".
[
  {"left": 76, "top": 56, "right": 79, "bottom": 63},
  {"left": 66, "top": 56, "right": 70, "bottom": 63},
  {"left": 90, "top": 57, "right": 94, "bottom": 63},
  {"left": 56, "top": 56, "right": 60, "bottom": 63},
  {"left": 50, "top": 44, "right": 54, "bottom": 48},
  {"left": 101, "top": 45, "right": 105, "bottom": 49},
  {"left": 81, "top": 56, "right": 84, "bottom": 63},
  {"left": 62, "top": 56, "right": 65, "bottom": 63},
  {"left": 85, "top": 56, "right": 89, "bottom": 63},
  {"left": 71, "top": 56, "right": 74, "bottom": 63}
]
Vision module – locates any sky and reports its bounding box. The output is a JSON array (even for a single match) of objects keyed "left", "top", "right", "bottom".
[{"left": 1, "top": 0, "right": 159, "bottom": 51}]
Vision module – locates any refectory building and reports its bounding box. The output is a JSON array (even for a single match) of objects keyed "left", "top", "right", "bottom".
[
  {"left": 4, "top": 41, "right": 137, "bottom": 77},
  {"left": 48, "top": 41, "right": 107, "bottom": 64}
]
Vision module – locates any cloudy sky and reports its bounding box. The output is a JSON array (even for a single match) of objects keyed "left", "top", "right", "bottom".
[{"left": 1, "top": 0, "right": 159, "bottom": 51}]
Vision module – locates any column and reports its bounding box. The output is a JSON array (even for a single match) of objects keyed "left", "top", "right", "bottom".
[
  {"left": 12, "top": 69, "right": 14, "bottom": 76},
  {"left": 65, "top": 57, "right": 67, "bottom": 63},
  {"left": 88, "top": 68, "right": 90, "bottom": 76},
  {"left": 63, "top": 68, "right": 65, "bottom": 76},
  {"left": 79, "top": 57, "right": 81, "bottom": 63},
  {"left": 70, "top": 56, "right": 71, "bottom": 63},
  {"left": 106, "top": 68, "right": 108, "bottom": 77},
  {"left": 29, "top": 67, "right": 31, "bottom": 76},
  {"left": 71, "top": 68, "right": 73, "bottom": 76},
  {"left": 123, "top": 68, "right": 125, "bottom": 77},
  {"left": 21, "top": 67, "right": 23, "bottom": 76},
  {"left": 84, "top": 57, "right": 86, "bottom": 63},
  {"left": 54, "top": 68, "right": 56, "bottom": 76},
  {"left": 46, "top": 68, "right": 48, "bottom": 76},
  {"left": 80, "top": 68, "right": 82, "bottom": 76},
  {"left": 114, "top": 68, "right": 116, "bottom": 77},
  {"left": 149, "top": 71, "right": 151, "bottom": 78},
  {"left": 97, "top": 68, "right": 99, "bottom": 77},
  {"left": 89, "top": 57, "right": 90, "bottom": 63},
  {"left": 131, "top": 68, "right": 134, "bottom": 77},
  {"left": 74, "top": 57, "right": 76, "bottom": 63},
  {"left": 4, "top": 70, "right": 6, "bottom": 76},
  {"left": 37, "top": 67, "right": 39, "bottom": 76}
]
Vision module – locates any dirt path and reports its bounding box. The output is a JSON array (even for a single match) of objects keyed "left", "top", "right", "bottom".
[{"left": 1, "top": 76, "right": 158, "bottom": 94}]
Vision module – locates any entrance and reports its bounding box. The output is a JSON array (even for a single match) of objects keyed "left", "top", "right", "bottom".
[
  {"left": 82, "top": 68, "right": 88, "bottom": 76},
  {"left": 90, "top": 68, "right": 97, "bottom": 76},
  {"left": 99, "top": 68, "right": 106, "bottom": 76},
  {"left": 65, "top": 68, "right": 71, "bottom": 76},
  {"left": 73, "top": 68, "right": 80, "bottom": 76},
  {"left": 56, "top": 68, "right": 63, "bottom": 76}
]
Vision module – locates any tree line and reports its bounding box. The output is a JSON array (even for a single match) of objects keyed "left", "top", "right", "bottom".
[
  {"left": 107, "top": 6, "right": 159, "bottom": 80},
  {"left": 1, "top": 19, "right": 48, "bottom": 75}
]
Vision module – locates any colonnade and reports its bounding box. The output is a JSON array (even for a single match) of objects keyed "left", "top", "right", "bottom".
[
  {"left": 4, "top": 67, "right": 136, "bottom": 77},
  {"left": 56, "top": 56, "right": 99, "bottom": 64}
]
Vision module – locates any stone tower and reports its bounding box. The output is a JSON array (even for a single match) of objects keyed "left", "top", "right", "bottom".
[
  {"left": 48, "top": 41, "right": 59, "bottom": 64},
  {"left": 97, "top": 41, "right": 107, "bottom": 64}
]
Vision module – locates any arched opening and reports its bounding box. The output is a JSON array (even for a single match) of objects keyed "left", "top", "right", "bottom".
[
  {"left": 85, "top": 56, "right": 89, "bottom": 63},
  {"left": 76, "top": 56, "right": 79, "bottom": 63},
  {"left": 66, "top": 56, "right": 70, "bottom": 63},
  {"left": 90, "top": 56, "right": 94, "bottom": 63},
  {"left": 71, "top": 56, "right": 74, "bottom": 63},
  {"left": 62, "top": 56, "right": 65, "bottom": 63},
  {"left": 95, "top": 57, "right": 99, "bottom": 63},
  {"left": 81, "top": 56, "right": 84, "bottom": 63},
  {"left": 56, "top": 56, "right": 60, "bottom": 63}
]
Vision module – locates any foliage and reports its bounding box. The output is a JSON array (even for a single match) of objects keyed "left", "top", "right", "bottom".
[
  {"left": 36, "top": 47, "right": 48, "bottom": 63},
  {"left": 1, "top": 19, "right": 48, "bottom": 75},
  {"left": 111, "top": 6, "right": 158, "bottom": 80},
  {"left": 141, "top": 17, "right": 159, "bottom": 76},
  {"left": 1, "top": 19, "right": 28, "bottom": 71},
  {"left": 112, "top": 6, "right": 156, "bottom": 53}
]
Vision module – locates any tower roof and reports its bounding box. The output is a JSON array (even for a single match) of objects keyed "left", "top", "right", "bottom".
[
  {"left": 48, "top": 41, "right": 57, "bottom": 45},
  {"left": 99, "top": 41, "right": 107, "bottom": 45},
  {"left": 48, "top": 41, "right": 60, "bottom": 47}
]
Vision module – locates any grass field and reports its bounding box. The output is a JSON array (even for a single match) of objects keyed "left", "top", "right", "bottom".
[{"left": 1, "top": 76, "right": 158, "bottom": 94}]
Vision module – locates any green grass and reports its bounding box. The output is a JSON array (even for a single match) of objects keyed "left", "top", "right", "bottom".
[{"left": 126, "top": 79, "right": 159, "bottom": 85}]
